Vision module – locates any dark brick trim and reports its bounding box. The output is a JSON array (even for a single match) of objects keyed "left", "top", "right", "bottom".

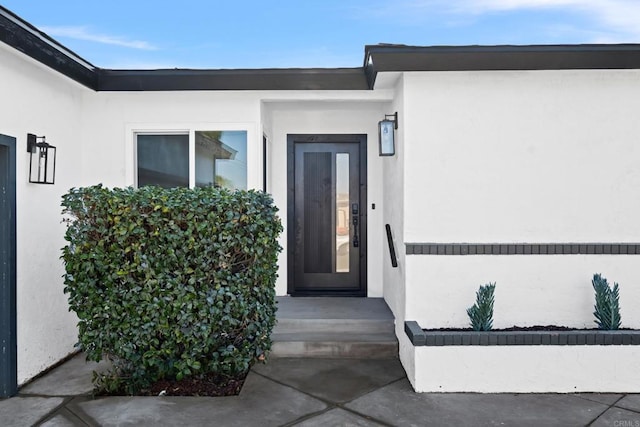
[
  {"left": 405, "top": 243, "right": 640, "bottom": 255},
  {"left": 404, "top": 321, "right": 640, "bottom": 346},
  {"left": 405, "top": 321, "right": 426, "bottom": 346}
]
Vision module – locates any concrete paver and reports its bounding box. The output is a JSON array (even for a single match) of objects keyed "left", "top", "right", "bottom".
[
  {"left": 40, "top": 412, "right": 80, "bottom": 427},
  {"left": 346, "top": 379, "right": 612, "bottom": 427},
  {"left": 0, "top": 396, "right": 64, "bottom": 427},
  {"left": 617, "top": 395, "right": 640, "bottom": 413},
  {"left": 293, "top": 408, "right": 386, "bottom": 426},
  {"left": 72, "top": 372, "right": 327, "bottom": 427},
  {"left": 252, "top": 358, "right": 405, "bottom": 403},
  {"left": 591, "top": 407, "right": 640, "bottom": 427},
  {"left": 574, "top": 393, "right": 624, "bottom": 406},
  {"left": 3, "top": 353, "right": 640, "bottom": 427},
  {"left": 20, "top": 353, "right": 110, "bottom": 396}
]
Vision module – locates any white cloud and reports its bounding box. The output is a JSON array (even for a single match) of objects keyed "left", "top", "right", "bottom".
[
  {"left": 371, "top": 0, "right": 640, "bottom": 42},
  {"left": 464, "top": 0, "right": 640, "bottom": 41},
  {"left": 40, "top": 26, "right": 157, "bottom": 50},
  {"left": 457, "top": 0, "right": 586, "bottom": 12}
]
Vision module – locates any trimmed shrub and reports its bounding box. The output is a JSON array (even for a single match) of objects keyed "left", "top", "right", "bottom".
[
  {"left": 466, "top": 283, "right": 496, "bottom": 331},
  {"left": 61, "top": 185, "right": 282, "bottom": 394},
  {"left": 592, "top": 273, "right": 621, "bottom": 330}
]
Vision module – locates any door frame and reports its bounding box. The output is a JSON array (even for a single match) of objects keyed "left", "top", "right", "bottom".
[
  {"left": 0, "top": 134, "right": 17, "bottom": 397},
  {"left": 287, "top": 134, "right": 368, "bottom": 296}
]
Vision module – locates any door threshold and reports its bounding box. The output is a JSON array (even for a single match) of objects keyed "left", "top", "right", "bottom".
[{"left": 289, "top": 292, "right": 367, "bottom": 297}]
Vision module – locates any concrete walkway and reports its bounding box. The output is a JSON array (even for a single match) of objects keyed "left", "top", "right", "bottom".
[{"left": 2, "top": 354, "right": 640, "bottom": 426}]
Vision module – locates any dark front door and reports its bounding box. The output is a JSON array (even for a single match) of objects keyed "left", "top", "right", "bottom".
[
  {"left": 0, "top": 134, "right": 17, "bottom": 397},
  {"left": 288, "top": 134, "right": 367, "bottom": 296}
]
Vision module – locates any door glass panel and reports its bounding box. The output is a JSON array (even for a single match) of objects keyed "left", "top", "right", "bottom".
[
  {"left": 303, "top": 152, "right": 332, "bottom": 273},
  {"left": 137, "top": 134, "right": 189, "bottom": 188},
  {"left": 195, "top": 131, "right": 247, "bottom": 190},
  {"left": 336, "top": 153, "right": 349, "bottom": 273}
]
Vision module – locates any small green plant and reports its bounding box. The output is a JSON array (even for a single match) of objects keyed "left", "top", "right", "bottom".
[
  {"left": 467, "top": 283, "right": 496, "bottom": 331},
  {"left": 592, "top": 273, "right": 621, "bottom": 330}
]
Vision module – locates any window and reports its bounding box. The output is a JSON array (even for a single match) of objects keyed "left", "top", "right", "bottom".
[
  {"left": 136, "top": 130, "right": 247, "bottom": 190},
  {"left": 195, "top": 131, "right": 247, "bottom": 190},
  {"left": 137, "top": 134, "right": 189, "bottom": 188}
]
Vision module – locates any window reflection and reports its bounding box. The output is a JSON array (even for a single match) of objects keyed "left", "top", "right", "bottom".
[
  {"left": 136, "top": 130, "right": 247, "bottom": 190},
  {"left": 336, "top": 153, "right": 349, "bottom": 273},
  {"left": 195, "top": 131, "right": 247, "bottom": 190}
]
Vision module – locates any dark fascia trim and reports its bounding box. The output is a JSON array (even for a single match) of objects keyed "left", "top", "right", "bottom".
[
  {"left": 5, "top": 5, "right": 640, "bottom": 93},
  {"left": 0, "top": 7, "right": 368, "bottom": 91},
  {"left": 0, "top": 6, "right": 97, "bottom": 89},
  {"left": 365, "top": 43, "right": 640, "bottom": 88},
  {"left": 96, "top": 68, "right": 369, "bottom": 91}
]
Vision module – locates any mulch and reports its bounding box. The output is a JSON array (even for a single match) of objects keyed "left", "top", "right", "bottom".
[
  {"left": 142, "top": 371, "right": 247, "bottom": 396},
  {"left": 96, "top": 371, "right": 248, "bottom": 397}
]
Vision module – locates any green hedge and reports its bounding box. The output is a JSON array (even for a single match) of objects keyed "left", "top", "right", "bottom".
[{"left": 61, "top": 185, "right": 282, "bottom": 394}]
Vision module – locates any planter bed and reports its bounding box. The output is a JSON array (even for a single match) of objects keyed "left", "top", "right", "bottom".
[
  {"left": 405, "top": 321, "right": 640, "bottom": 347},
  {"left": 403, "top": 321, "right": 640, "bottom": 393}
]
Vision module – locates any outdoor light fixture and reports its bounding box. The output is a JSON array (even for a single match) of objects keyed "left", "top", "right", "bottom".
[
  {"left": 378, "top": 112, "right": 397, "bottom": 156},
  {"left": 27, "top": 133, "right": 56, "bottom": 184}
]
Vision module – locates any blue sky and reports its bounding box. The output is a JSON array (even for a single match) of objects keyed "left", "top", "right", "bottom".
[{"left": 3, "top": 1, "right": 640, "bottom": 69}]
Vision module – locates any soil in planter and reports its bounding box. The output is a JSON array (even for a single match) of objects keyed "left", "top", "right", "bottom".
[
  {"left": 145, "top": 371, "right": 247, "bottom": 396},
  {"left": 96, "top": 371, "right": 248, "bottom": 397},
  {"left": 424, "top": 325, "right": 611, "bottom": 332}
]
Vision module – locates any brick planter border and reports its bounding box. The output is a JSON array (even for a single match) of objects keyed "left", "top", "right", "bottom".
[{"left": 404, "top": 321, "right": 640, "bottom": 346}]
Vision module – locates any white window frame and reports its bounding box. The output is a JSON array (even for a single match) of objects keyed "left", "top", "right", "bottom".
[{"left": 126, "top": 123, "right": 258, "bottom": 189}]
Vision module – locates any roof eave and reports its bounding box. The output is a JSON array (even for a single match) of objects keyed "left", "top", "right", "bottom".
[
  {"left": 365, "top": 43, "right": 640, "bottom": 88},
  {"left": 0, "top": 5, "right": 98, "bottom": 89},
  {"left": 97, "top": 68, "right": 369, "bottom": 91}
]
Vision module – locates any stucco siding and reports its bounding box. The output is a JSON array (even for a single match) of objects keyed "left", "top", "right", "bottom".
[
  {"left": 0, "top": 42, "right": 86, "bottom": 384},
  {"left": 403, "top": 70, "right": 640, "bottom": 243}
]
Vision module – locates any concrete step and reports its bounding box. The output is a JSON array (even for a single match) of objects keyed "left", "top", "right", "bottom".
[
  {"left": 275, "top": 297, "right": 395, "bottom": 320},
  {"left": 274, "top": 318, "right": 395, "bottom": 335},
  {"left": 271, "top": 297, "right": 398, "bottom": 359},
  {"left": 271, "top": 334, "right": 398, "bottom": 359}
]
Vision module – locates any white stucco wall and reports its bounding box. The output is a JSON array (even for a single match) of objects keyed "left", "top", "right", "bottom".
[
  {"left": 406, "top": 255, "right": 640, "bottom": 329},
  {"left": 415, "top": 345, "right": 640, "bottom": 393},
  {"left": 0, "top": 42, "right": 86, "bottom": 384},
  {"left": 400, "top": 70, "right": 640, "bottom": 329},
  {"left": 403, "top": 70, "right": 640, "bottom": 243},
  {"left": 80, "top": 91, "right": 263, "bottom": 189},
  {"left": 389, "top": 69, "right": 640, "bottom": 392},
  {"left": 381, "top": 77, "right": 419, "bottom": 386},
  {"left": 381, "top": 76, "right": 406, "bottom": 319}
]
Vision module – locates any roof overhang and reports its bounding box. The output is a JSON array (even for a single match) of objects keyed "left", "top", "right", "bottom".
[
  {"left": 0, "top": 6, "right": 97, "bottom": 89},
  {"left": 4, "top": 5, "right": 640, "bottom": 93},
  {"left": 365, "top": 44, "right": 640, "bottom": 89},
  {"left": 97, "top": 68, "right": 369, "bottom": 91}
]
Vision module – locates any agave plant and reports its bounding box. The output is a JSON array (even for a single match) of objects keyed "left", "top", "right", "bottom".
[
  {"left": 467, "top": 283, "right": 496, "bottom": 331},
  {"left": 592, "top": 274, "right": 621, "bottom": 330}
]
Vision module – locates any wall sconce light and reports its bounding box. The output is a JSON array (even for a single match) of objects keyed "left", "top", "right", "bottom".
[
  {"left": 378, "top": 112, "right": 397, "bottom": 156},
  {"left": 27, "top": 133, "right": 56, "bottom": 184}
]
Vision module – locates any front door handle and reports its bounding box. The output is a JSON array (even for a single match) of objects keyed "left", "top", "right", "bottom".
[{"left": 352, "top": 203, "right": 359, "bottom": 247}]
